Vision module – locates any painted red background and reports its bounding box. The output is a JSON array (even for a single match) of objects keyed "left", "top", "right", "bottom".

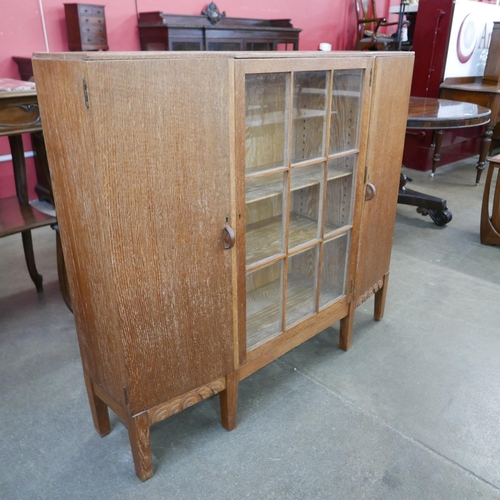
[{"left": 0, "top": 0, "right": 397, "bottom": 199}]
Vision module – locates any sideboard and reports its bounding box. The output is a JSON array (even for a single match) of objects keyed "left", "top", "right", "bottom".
[
  {"left": 138, "top": 10, "right": 301, "bottom": 51},
  {"left": 33, "top": 50, "right": 414, "bottom": 481}
]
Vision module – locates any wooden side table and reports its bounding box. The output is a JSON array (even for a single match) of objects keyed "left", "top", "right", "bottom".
[
  {"left": 481, "top": 154, "right": 500, "bottom": 245},
  {"left": 0, "top": 78, "right": 70, "bottom": 306},
  {"left": 399, "top": 96, "right": 491, "bottom": 225},
  {"left": 440, "top": 81, "right": 500, "bottom": 185}
]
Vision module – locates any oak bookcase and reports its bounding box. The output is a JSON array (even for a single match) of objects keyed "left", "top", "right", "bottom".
[{"left": 33, "top": 51, "right": 413, "bottom": 480}]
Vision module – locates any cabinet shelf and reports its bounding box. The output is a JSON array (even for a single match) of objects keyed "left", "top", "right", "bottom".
[
  {"left": 246, "top": 212, "right": 349, "bottom": 267},
  {"left": 247, "top": 213, "right": 330, "bottom": 267},
  {"left": 246, "top": 168, "right": 352, "bottom": 204},
  {"left": 246, "top": 161, "right": 286, "bottom": 177},
  {"left": 246, "top": 272, "right": 344, "bottom": 350}
]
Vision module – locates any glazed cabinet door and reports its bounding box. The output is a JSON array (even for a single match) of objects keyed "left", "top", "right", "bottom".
[{"left": 235, "top": 58, "right": 373, "bottom": 363}]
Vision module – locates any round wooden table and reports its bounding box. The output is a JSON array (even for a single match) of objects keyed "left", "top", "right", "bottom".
[{"left": 398, "top": 97, "right": 491, "bottom": 226}]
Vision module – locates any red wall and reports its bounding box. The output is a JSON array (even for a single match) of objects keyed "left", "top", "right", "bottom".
[{"left": 0, "top": 0, "right": 390, "bottom": 199}]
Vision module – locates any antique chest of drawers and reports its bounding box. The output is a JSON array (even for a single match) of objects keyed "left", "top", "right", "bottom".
[{"left": 64, "top": 3, "right": 109, "bottom": 51}]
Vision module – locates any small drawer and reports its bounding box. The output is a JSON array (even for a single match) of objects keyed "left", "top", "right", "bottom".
[
  {"left": 77, "top": 4, "right": 104, "bottom": 16},
  {"left": 0, "top": 101, "right": 40, "bottom": 132},
  {"left": 77, "top": 4, "right": 94, "bottom": 15},
  {"left": 80, "top": 16, "right": 105, "bottom": 26},
  {"left": 83, "top": 34, "right": 107, "bottom": 44},
  {"left": 82, "top": 25, "right": 104, "bottom": 34}
]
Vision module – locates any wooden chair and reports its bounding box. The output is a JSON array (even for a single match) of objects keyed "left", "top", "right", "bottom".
[
  {"left": 354, "top": 0, "right": 398, "bottom": 51},
  {"left": 481, "top": 154, "right": 500, "bottom": 245}
]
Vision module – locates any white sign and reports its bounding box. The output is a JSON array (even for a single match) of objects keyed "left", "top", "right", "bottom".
[{"left": 444, "top": 0, "right": 500, "bottom": 79}]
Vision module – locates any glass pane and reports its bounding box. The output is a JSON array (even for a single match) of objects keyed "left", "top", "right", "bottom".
[
  {"left": 292, "top": 71, "right": 329, "bottom": 163},
  {"left": 247, "top": 42, "right": 273, "bottom": 51},
  {"left": 289, "top": 163, "right": 324, "bottom": 250},
  {"left": 320, "top": 234, "right": 349, "bottom": 309},
  {"left": 171, "top": 41, "right": 202, "bottom": 51},
  {"left": 286, "top": 246, "right": 318, "bottom": 327},
  {"left": 330, "top": 69, "right": 364, "bottom": 154},
  {"left": 208, "top": 42, "right": 242, "bottom": 51},
  {"left": 325, "top": 158, "right": 355, "bottom": 236},
  {"left": 246, "top": 73, "right": 289, "bottom": 175},
  {"left": 246, "top": 260, "right": 283, "bottom": 349},
  {"left": 246, "top": 173, "right": 285, "bottom": 266}
]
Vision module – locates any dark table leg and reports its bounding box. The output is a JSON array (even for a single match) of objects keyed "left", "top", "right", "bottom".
[
  {"left": 398, "top": 173, "right": 453, "bottom": 226},
  {"left": 8, "top": 135, "right": 45, "bottom": 291},
  {"left": 431, "top": 129, "right": 444, "bottom": 177},
  {"left": 476, "top": 125, "right": 494, "bottom": 185}
]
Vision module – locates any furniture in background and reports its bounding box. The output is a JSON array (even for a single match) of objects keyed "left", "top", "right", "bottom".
[
  {"left": 403, "top": 1, "right": 500, "bottom": 175},
  {"left": 399, "top": 96, "right": 491, "bottom": 225},
  {"left": 138, "top": 5, "right": 300, "bottom": 51},
  {"left": 12, "top": 57, "right": 34, "bottom": 82},
  {"left": 388, "top": 1, "right": 418, "bottom": 49},
  {"left": 0, "top": 79, "right": 55, "bottom": 292},
  {"left": 354, "top": 0, "right": 398, "bottom": 51},
  {"left": 33, "top": 50, "right": 413, "bottom": 481},
  {"left": 64, "top": 3, "right": 108, "bottom": 51},
  {"left": 11, "top": 58, "right": 53, "bottom": 203},
  {"left": 440, "top": 22, "right": 500, "bottom": 185},
  {"left": 481, "top": 154, "right": 500, "bottom": 245}
]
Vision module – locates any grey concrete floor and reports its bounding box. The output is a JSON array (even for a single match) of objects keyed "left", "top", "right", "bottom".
[{"left": 1, "top": 157, "right": 500, "bottom": 499}]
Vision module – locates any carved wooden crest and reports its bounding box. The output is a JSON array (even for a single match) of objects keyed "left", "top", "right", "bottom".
[{"left": 202, "top": 3, "right": 226, "bottom": 24}]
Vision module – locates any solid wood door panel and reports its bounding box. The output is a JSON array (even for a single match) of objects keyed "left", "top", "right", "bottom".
[
  {"left": 33, "top": 59, "right": 128, "bottom": 407},
  {"left": 83, "top": 58, "right": 235, "bottom": 413},
  {"left": 35, "top": 56, "right": 236, "bottom": 414},
  {"left": 354, "top": 55, "right": 414, "bottom": 304}
]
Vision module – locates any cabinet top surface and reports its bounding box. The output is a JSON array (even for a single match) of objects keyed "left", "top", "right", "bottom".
[{"left": 33, "top": 50, "right": 414, "bottom": 62}]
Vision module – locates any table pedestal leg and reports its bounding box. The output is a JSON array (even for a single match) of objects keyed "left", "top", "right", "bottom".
[
  {"left": 431, "top": 129, "right": 444, "bottom": 176},
  {"left": 398, "top": 173, "right": 453, "bottom": 226},
  {"left": 476, "top": 125, "right": 494, "bottom": 185}
]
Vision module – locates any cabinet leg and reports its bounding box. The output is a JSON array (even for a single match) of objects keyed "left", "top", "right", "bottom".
[
  {"left": 127, "top": 412, "right": 153, "bottom": 482},
  {"left": 83, "top": 373, "right": 110, "bottom": 437},
  {"left": 21, "top": 230, "right": 44, "bottom": 293},
  {"left": 339, "top": 303, "right": 355, "bottom": 351},
  {"left": 53, "top": 224, "right": 73, "bottom": 312},
  {"left": 374, "top": 273, "right": 389, "bottom": 321},
  {"left": 220, "top": 372, "right": 238, "bottom": 431}
]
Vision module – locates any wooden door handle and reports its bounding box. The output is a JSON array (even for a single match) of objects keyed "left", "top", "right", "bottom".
[
  {"left": 223, "top": 225, "right": 235, "bottom": 249},
  {"left": 365, "top": 183, "right": 377, "bottom": 201}
]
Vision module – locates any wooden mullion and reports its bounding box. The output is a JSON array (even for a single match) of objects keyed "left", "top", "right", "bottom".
[
  {"left": 246, "top": 253, "right": 286, "bottom": 273},
  {"left": 281, "top": 71, "right": 294, "bottom": 333},
  {"left": 316, "top": 68, "right": 335, "bottom": 313},
  {"left": 287, "top": 238, "right": 322, "bottom": 258},
  {"left": 327, "top": 148, "right": 360, "bottom": 161},
  {"left": 245, "top": 166, "right": 287, "bottom": 180},
  {"left": 234, "top": 61, "right": 249, "bottom": 367},
  {"left": 290, "top": 156, "right": 328, "bottom": 169}
]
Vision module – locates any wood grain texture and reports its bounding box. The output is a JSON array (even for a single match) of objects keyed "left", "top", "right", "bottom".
[
  {"left": 33, "top": 58, "right": 128, "bottom": 408},
  {"left": 33, "top": 56, "right": 236, "bottom": 415},
  {"left": 147, "top": 378, "right": 226, "bottom": 426},
  {"left": 127, "top": 412, "right": 152, "bottom": 482},
  {"left": 355, "top": 278, "right": 384, "bottom": 308},
  {"left": 241, "top": 298, "right": 350, "bottom": 379},
  {"left": 32, "top": 51, "right": 415, "bottom": 479},
  {"left": 83, "top": 373, "right": 110, "bottom": 437},
  {"left": 352, "top": 54, "right": 414, "bottom": 315},
  {"left": 0, "top": 196, "right": 56, "bottom": 236},
  {"left": 220, "top": 372, "right": 238, "bottom": 431},
  {"left": 480, "top": 157, "right": 500, "bottom": 245}
]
